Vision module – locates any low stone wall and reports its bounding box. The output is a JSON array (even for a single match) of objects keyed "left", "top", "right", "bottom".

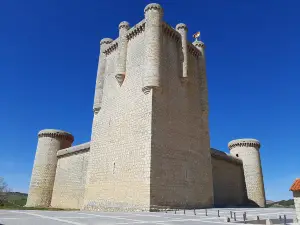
[
  {"left": 51, "top": 142, "right": 90, "bottom": 209},
  {"left": 211, "top": 149, "right": 247, "bottom": 207}
]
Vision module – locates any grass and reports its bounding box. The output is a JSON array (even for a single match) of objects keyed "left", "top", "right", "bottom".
[{"left": 0, "top": 192, "right": 78, "bottom": 211}]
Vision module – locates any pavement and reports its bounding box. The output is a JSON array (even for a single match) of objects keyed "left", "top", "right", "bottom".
[{"left": 0, "top": 207, "right": 296, "bottom": 225}]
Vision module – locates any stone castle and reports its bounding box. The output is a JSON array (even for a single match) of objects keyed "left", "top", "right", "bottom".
[{"left": 26, "top": 3, "right": 266, "bottom": 211}]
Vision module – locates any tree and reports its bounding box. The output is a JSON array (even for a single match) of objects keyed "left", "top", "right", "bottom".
[{"left": 0, "top": 177, "right": 10, "bottom": 206}]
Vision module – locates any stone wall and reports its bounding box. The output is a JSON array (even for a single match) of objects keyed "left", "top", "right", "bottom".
[
  {"left": 82, "top": 22, "right": 153, "bottom": 211},
  {"left": 150, "top": 23, "right": 213, "bottom": 209},
  {"left": 293, "top": 192, "right": 300, "bottom": 223},
  {"left": 51, "top": 142, "right": 90, "bottom": 209},
  {"left": 211, "top": 149, "right": 247, "bottom": 206}
]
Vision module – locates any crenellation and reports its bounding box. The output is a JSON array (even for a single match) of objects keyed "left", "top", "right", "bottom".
[
  {"left": 38, "top": 129, "right": 74, "bottom": 143},
  {"left": 228, "top": 139, "right": 261, "bottom": 150},
  {"left": 162, "top": 22, "right": 181, "bottom": 43},
  {"left": 103, "top": 39, "right": 119, "bottom": 56},
  {"left": 187, "top": 43, "right": 201, "bottom": 58},
  {"left": 144, "top": 3, "right": 164, "bottom": 14},
  {"left": 126, "top": 20, "right": 145, "bottom": 41}
]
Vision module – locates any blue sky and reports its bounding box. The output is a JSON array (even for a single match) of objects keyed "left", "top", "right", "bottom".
[{"left": 0, "top": 0, "right": 299, "bottom": 201}]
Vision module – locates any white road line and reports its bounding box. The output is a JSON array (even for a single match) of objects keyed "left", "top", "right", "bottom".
[
  {"left": 9, "top": 211, "right": 86, "bottom": 225},
  {"left": 248, "top": 211, "right": 295, "bottom": 216},
  {"left": 78, "top": 212, "right": 146, "bottom": 223},
  {"left": 0, "top": 218, "right": 24, "bottom": 220},
  {"left": 131, "top": 213, "right": 172, "bottom": 217},
  {"left": 57, "top": 216, "right": 96, "bottom": 219}
]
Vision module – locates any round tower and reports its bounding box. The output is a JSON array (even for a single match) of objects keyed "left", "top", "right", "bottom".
[
  {"left": 142, "top": 3, "right": 164, "bottom": 94},
  {"left": 93, "top": 38, "right": 113, "bottom": 113},
  {"left": 26, "top": 129, "right": 74, "bottom": 207},
  {"left": 228, "top": 138, "right": 266, "bottom": 207},
  {"left": 115, "top": 21, "right": 130, "bottom": 86},
  {"left": 176, "top": 23, "right": 188, "bottom": 83}
]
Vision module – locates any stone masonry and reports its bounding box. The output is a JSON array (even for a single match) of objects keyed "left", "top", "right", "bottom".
[
  {"left": 25, "top": 3, "right": 266, "bottom": 211},
  {"left": 229, "top": 139, "right": 266, "bottom": 207},
  {"left": 290, "top": 178, "right": 300, "bottom": 223}
]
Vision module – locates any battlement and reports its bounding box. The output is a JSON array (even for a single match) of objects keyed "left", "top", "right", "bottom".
[
  {"left": 103, "top": 39, "right": 119, "bottom": 55},
  {"left": 144, "top": 3, "right": 163, "bottom": 14},
  {"left": 92, "top": 2, "right": 206, "bottom": 97},
  {"left": 228, "top": 138, "right": 261, "bottom": 150},
  {"left": 100, "top": 38, "right": 113, "bottom": 46},
  {"left": 57, "top": 142, "right": 90, "bottom": 158},
  {"left": 38, "top": 129, "right": 74, "bottom": 143},
  {"left": 210, "top": 148, "right": 243, "bottom": 165},
  {"left": 126, "top": 20, "right": 145, "bottom": 41}
]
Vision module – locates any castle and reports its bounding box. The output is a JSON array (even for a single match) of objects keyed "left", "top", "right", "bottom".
[{"left": 25, "top": 3, "right": 266, "bottom": 211}]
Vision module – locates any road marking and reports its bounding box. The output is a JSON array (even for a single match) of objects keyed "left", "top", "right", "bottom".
[
  {"left": 78, "top": 212, "right": 146, "bottom": 222},
  {"left": 57, "top": 216, "right": 96, "bottom": 219},
  {"left": 0, "top": 218, "right": 25, "bottom": 220},
  {"left": 10, "top": 211, "right": 86, "bottom": 225}
]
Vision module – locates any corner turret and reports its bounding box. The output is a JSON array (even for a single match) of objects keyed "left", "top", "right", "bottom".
[
  {"left": 116, "top": 21, "right": 130, "bottom": 86},
  {"left": 228, "top": 138, "right": 266, "bottom": 207},
  {"left": 93, "top": 38, "right": 113, "bottom": 113},
  {"left": 176, "top": 23, "right": 188, "bottom": 83},
  {"left": 193, "top": 38, "right": 208, "bottom": 114},
  {"left": 26, "top": 129, "right": 74, "bottom": 207},
  {"left": 142, "top": 3, "right": 164, "bottom": 94}
]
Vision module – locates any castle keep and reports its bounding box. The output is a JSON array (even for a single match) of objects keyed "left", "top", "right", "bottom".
[{"left": 26, "top": 3, "right": 266, "bottom": 211}]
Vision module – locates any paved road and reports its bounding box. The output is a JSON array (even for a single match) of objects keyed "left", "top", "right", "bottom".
[{"left": 0, "top": 208, "right": 296, "bottom": 225}]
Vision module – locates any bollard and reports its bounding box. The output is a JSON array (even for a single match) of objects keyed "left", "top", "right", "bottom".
[
  {"left": 234, "top": 212, "right": 236, "bottom": 221},
  {"left": 293, "top": 216, "right": 298, "bottom": 223},
  {"left": 205, "top": 208, "right": 208, "bottom": 216},
  {"left": 175, "top": 209, "right": 176, "bottom": 214},
  {"left": 284, "top": 215, "right": 286, "bottom": 225},
  {"left": 218, "top": 210, "right": 220, "bottom": 217},
  {"left": 266, "top": 218, "right": 273, "bottom": 225},
  {"left": 225, "top": 217, "right": 230, "bottom": 222},
  {"left": 184, "top": 208, "right": 185, "bottom": 214},
  {"left": 230, "top": 211, "right": 232, "bottom": 218},
  {"left": 194, "top": 208, "right": 196, "bottom": 215}
]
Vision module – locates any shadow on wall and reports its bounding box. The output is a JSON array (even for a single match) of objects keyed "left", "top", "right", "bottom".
[{"left": 214, "top": 200, "right": 260, "bottom": 208}]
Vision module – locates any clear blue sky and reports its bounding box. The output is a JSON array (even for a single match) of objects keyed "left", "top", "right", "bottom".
[{"left": 0, "top": 0, "right": 299, "bottom": 201}]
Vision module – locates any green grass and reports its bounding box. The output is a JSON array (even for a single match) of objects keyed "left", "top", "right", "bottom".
[{"left": 0, "top": 192, "right": 78, "bottom": 211}]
